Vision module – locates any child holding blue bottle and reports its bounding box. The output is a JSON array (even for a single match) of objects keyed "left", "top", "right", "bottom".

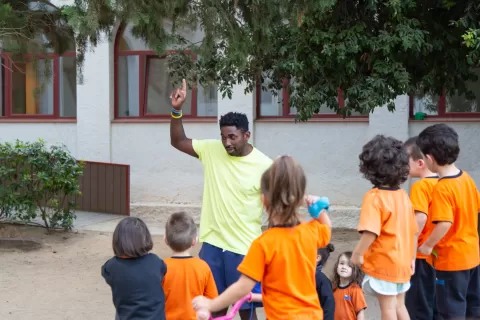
[{"left": 193, "top": 155, "right": 332, "bottom": 319}]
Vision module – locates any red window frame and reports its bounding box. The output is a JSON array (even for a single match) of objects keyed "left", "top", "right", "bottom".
[
  {"left": 255, "top": 79, "right": 368, "bottom": 119},
  {"left": 0, "top": 52, "right": 76, "bottom": 120},
  {"left": 113, "top": 24, "right": 214, "bottom": 119},
  {"left": 408, "top": 89, "right": 480, "bottom": 119}
]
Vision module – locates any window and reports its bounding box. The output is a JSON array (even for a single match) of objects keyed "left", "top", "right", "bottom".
[
  {"left": 256, "top": 78, "right": 367, "bottom": 118},
  {"left": 0, "top": 2, "right": 77, "bottom": 119},
  {"left": 114, "top": 23, "right": 218, "bottom": 118},
  {"left": 410, "top": 69, "right": 480, "bottom": 118}
]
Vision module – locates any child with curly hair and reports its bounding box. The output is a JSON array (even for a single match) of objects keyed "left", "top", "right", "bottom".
[
  {"left": 332, "top": 251, "right": 366, "bottom": 320},
  {"left": 352, "top": 135, "right": 418, "bottom": 320}
]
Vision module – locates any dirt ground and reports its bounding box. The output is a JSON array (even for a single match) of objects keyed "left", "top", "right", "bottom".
[{"left": 0, "top": 224, "right": 381, "bottom": 320}]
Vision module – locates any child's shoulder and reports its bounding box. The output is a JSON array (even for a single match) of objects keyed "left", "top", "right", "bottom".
[
  {"left": 413, "top": 176, "right": 438, "bottom": 189},
  {"left": 362, "top": 187, "right": 409, "bottom": 204},
  {"left": 335, "top": 283, "right": 363, "bottom": 295},
  {"left": 165, "top": 256, "right": 211, "bottom": 271},
  {"left": 315, "top": 269, "right": 332, "bottom": 284}
]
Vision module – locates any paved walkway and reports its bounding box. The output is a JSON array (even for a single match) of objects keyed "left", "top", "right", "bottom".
[
  {"left": 71, "top": 211, "right": 171, "bottom": 235},
  {"left": 2, "top": 211, "right": 159, "bottom": 235}
]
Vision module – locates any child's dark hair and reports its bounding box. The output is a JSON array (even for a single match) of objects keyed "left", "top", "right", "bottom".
[
  {"left": 317, "top": 243, "right": 335, "bottom": 267},
  {"left": 112, "top": 217, "right": 153, "bottom": 258},
  {"left": 359, "top": 135, "right": 409, "bottom": 187},
  {"left": 260, "top": 155, "right": 306, "bottom": 227},
  {"left": 165, "top": 211, "right": 197, "bottom": 252},
  {"left": 332, "top": 251, "right": 364, "bottom": 290},
  {"left": 416, "top": 124, "right": 459, "bottom": 165},
  {"left": 219, "top": 112, "right": 249, "bottom": 132},
  {"left": 404, "top": 136, "right": 424, "bottom": 161}
]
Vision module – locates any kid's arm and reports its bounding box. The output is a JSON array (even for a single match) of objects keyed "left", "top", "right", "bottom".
[
  {"left": 249, "top": 293, "right": 262, "bottom": 303},
  {"left": 204, "top": 270, "right": 219, "bottom": 299},
  {"left": 316, "top": 211, "right": 332, "bottom": 229},
  {"left": 194, "top": 275, "right": 256, "bottom": 312},
  {"left": 353, "top": 286, "right": 367, "bottom": 320},
  {"left": 414, "top": 212, "right": 427, "bottom": 234},
  {"left": 421, "top": 188, "right": 453, "bottom": 252},
  {"left": 422, "top": 222, "right": 451, "bottom": 249},
  {"left": 353, "top": 231, "right": 376, "bottom": 258},
  {"left": 101, "top": 260, "right": 113, "bottom": 285},
  {"left": 357, "top": 310, "right": 365, "bottom": 320}
]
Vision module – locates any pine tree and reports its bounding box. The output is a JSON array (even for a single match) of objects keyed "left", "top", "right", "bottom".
[{"left": 0, "top": 1, "right": 76, "bottom": 92}]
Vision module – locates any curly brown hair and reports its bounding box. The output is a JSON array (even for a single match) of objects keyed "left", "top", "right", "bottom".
[
  {"left": 359, "top": 135, "right": 409, "bottom": 187},
  {"left": 332, "top": 252, "right": 365, "bottom": 290}
]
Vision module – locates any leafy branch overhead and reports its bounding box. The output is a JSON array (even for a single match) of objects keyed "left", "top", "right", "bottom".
[{"left": 2, "top": 1, "right": 479, "bottom": 120}]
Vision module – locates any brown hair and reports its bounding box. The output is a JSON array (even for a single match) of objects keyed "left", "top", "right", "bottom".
[
  {"left": 332, "top": 251, "right": 365, "bottom": 290},
  {"left": 165, "top": 211, "right": 197, "bottom": 252},
  {"left": 404, "top": 136, "right": 424, "bottom": 161},
  {"left": 112, "top": 217, "right": 153, "bottom": 258},
  {"left": 260, "top": 155, "right": 306, "bottom": 227}
]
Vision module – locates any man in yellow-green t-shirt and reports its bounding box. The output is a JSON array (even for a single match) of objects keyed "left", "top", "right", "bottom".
[{"left": 169, "top": 80, "right": 272, "bottom": 320}]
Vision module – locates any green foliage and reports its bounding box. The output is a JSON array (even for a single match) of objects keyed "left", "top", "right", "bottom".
[
  {"left": 0, "top": 139, "right": 84, "bottom": 231},
  {"left": 0, "top": 1, "right": 77, "bottom": 90},
  {"left": 2, "top": 0, "right": 480, "bottom": 120}
]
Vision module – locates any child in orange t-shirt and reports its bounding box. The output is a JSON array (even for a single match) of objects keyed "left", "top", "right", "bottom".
[
  {"left": 352, "top": 135, "right": 418, "bottom": 320},
  {"left": 162, "top": 212, "right": 218, "bottom": 320},
  {"left": 192, "top": 155, "right": 332, "bottom": 319},
  {"left": 332, "top": 252, "right": 367, "bottom": 320},
  {"left": 416, "top": 124, "right": 480, "bottom": 319},
  {"left": 403, "top": 137, "right": 438, "bottom": 320}
]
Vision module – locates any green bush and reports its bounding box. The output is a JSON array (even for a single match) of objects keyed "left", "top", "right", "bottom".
[{"left": 0, "top": 139, "right": 84, "bottom": 231}]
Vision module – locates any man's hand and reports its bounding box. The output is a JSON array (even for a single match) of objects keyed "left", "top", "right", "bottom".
[
  {"left": 351, "top": 251, "right": 364, "bottom": 266},
  {"left": 192, "top": 296, "right": 212, "bottom": 312},
  {"left": 170, "top": 79, "right": 187, "bottom": 110},
  {"left": 418, "top": 243, "right": 433, "bottom": 256}
]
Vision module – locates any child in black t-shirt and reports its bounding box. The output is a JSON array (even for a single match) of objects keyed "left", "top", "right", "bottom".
[
  {"left": 316, "top": 243, "right": 335, "bottom": 320},
  {"left": 102, "top": 217, "right": 167, "bottom": 320}
]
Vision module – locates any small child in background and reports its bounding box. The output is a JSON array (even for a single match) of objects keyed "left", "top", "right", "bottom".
[
  {"left": 353, "top": 135, "right": 418, "bottom": 320},
  {"left": 102, "top": 217, "right": 167, "bottom": 320},
  {"left": 192, "top": 155, "right": 332, "bottom": 319},
  {"left": 332, "top": 252, "right": 366, "bottom": 320},
  {"left": 316, "top": 244, "right": 336, "bottom": 320},
  {"left": 416, "top": 124, "right": 480, "bottom": 319},
  {"left": 404, "top": 137, "right": 438, "bottom": 320},
  {"left": 162, "top": 211, "right": 218, "bottom": 319}
]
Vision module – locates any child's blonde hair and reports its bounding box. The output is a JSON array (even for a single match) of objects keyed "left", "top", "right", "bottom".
[{"left": 260, "top": 155, "right": 306, "bottom": 227}]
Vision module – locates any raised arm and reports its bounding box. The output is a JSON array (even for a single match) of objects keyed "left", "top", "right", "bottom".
[{"left": 170, "top": 79, "right": 198, "bottom": 158}]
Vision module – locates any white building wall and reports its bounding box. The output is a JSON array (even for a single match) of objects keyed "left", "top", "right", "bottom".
[
  {"left": 76, "top": 39, "right": 113, "bottom": 162},
  {"left": 0, "top": 123, "right": 77, "bottom": 157},
  {"left": 111, "top": 122, "right": 217, "bottom": 204},
  {"left": 1, "top": 12, "right": 479, "bottom": 224}
]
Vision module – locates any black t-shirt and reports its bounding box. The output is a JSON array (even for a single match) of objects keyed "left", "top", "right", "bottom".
[
  {"left": 102, "top": 253, "right": 167, "bottom": 320},
  {"left": 315, "top": 266, "right": 335, "bottom": 320}
]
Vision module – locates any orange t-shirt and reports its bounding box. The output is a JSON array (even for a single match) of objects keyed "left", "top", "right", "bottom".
[
  {"left": 162, "top": 256, "right": 218, "bottom": 320},
  {"left": 237, "top": 220, "right": 331, "bottom": 320},
  {"left": 333, "top": 283, "right": 367, "bottom": 320},
  {"left": 357, "top": 187, "right": 418, "bottom": 283},
  {"left": 427, "top": 170, "right": 480, "bottom": 271},
  {"left": 409, "top": 176, "right": 438, "bottom": 260}
]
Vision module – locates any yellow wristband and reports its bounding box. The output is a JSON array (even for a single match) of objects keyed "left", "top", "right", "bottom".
[{"left": 171, "top": 112, "right": 182, "bottom": 119}]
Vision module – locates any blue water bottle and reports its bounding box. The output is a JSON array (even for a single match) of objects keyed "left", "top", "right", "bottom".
[{"left": 308, "top": 196, "right": 330, "bottom": 218}]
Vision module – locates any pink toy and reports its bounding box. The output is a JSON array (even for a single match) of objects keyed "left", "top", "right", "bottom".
[{"left": 209, "top": 293, "right": 253, "bottom": 320}]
